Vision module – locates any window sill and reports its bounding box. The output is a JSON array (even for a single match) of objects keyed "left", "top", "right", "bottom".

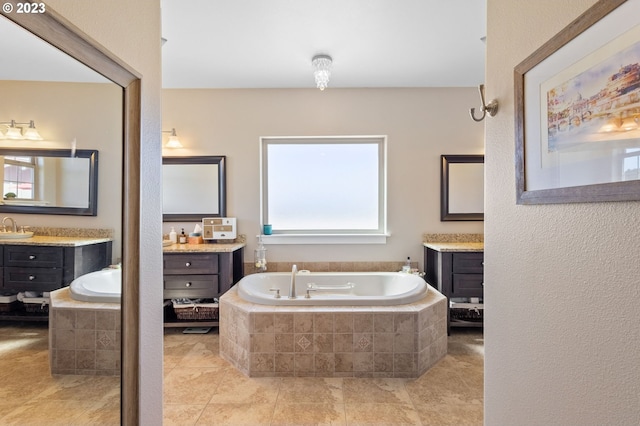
[{"left": 258, "top": 233, "right": 390, "bottom": 245}]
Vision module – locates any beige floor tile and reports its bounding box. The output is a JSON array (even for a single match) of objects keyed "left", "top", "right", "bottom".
[
  {"left": 70, "top": 394, "right": 121, "bottom": 425},
  {"left": 196, "top": 402, "right": 275, "bottom": 425},
  {"left": 164, "top": 367, "right": 226, "bottom": 405},
  {"left": 209, "top": 368, "right": 282, "bottom": 404},
  {"left": 0, "top": 399, "right": 97, "bottom": 425},
  {"left": 278, "top": 377, "right": 344, "bottom": 404},
  {"left": 344, "top": 402, "right": 422, "bottom": 425},
  {"left": 32, "top": 374, "right": 120, "bottom": 402},
  {"left": 271, "top": 402, "right": 346, "bottom": 425},
  {"left": 164, "top": 403, "right": 206, "bottom": 425},
  {"left": 343, "top": 378, "right": 413, "bottom": 404},
  {"left": 417, "top": 402, "right": 483, "bottom": 426},
  {"left": 0, "top": 323, "right": 484, "bottom": 425},
  {"left": 405, "top": 367, "right": 482, "bottom": 405}
]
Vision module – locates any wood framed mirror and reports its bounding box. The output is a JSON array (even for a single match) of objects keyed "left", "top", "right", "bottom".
[
  {"left": 162, "top": 156, "right": 227, "bottom": 221},
  {"left": 440, "top": 154, "right": 484, "bottom": 221},
  {"left": 2, "top": 3, "right": 142, "bottom": 423},
  {"left": 0, "top": 148, "right": 99, "bottom": 216}
]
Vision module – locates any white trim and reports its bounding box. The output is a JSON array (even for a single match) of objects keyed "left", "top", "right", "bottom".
[
  {"left": 258, "top": 233, "right": 390, "bottom": 245},
  {"left": 259, "top": 135, "right": 388, "bottom": 239}
]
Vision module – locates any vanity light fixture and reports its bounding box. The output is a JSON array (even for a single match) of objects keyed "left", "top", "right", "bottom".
[
  {"left": 312, "top": 54, "right": 332, "bottom": 91},
  {"left": 0, "top": 120, "right": 43, "bottom": 141},
  {"left": 162, "top": 128, "right": 183, "bottom": 148}
]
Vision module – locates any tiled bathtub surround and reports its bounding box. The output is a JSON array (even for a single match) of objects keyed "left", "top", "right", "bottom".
[
  {"left": 243, "top": 260, "right": 418, "bottom": 275},
  {"left": 49, "top": 288, "right": 121, "bottom": 376},
  {"left": 219, "top": 286, "right": 447, "bottom": 378}
]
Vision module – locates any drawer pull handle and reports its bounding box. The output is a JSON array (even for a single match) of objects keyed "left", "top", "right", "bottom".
[
  {"left": 29, "top": 255, "right": 36, "bottom": 260},
  {"left": 185, "top": 282, "right": 192, "bottom": 287},
  {"left": 185, "top": 262, "right": 191, "bottom": 267},
  {"left": 29, "top": 275, "right": 36, "bottom": 281}
]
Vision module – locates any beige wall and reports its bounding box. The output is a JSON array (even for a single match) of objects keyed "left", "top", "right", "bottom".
[
  {"left": 45, "top": 0, "right": 164, "bottom": 423},
  {"left": 485, "top": 0, "right": 640, "bottom": 425},
  {"left": 162, "top": 87, "right": 485, "bottom": 268},
  {"left": 0, "top": 80, "right": 123, "bottom": 260}
]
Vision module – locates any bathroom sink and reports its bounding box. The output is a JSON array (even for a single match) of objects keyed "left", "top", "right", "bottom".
[{"left": 0, "top": 231, "right": 34, "bottom": 239}]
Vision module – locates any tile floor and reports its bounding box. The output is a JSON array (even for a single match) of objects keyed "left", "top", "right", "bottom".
[{"left": 0, "top": 322, "right": 483, "bottom": 425}]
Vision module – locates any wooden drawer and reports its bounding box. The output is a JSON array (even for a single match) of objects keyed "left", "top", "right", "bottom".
[
  {"left": 4, "top": 246, "right": 63, "bottom": 269},
  {"left": 163, "top": 274, "right": 219, "bottom": 299},
  {"left": 451, "top": 273, "right": 484, "bottom": 297},
  {"left": 163, "top": 253, "right": 218, "bottom": 275},
  {"left": 3, "top": 267, "right": 63, "bottom": 292},
  {"left": 452, "top": 252, "right": 483, "bottom": 274}
]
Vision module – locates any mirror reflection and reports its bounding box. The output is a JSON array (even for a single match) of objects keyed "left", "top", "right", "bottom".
[
  {"left": 163, "top": 156, "right": 227, "bottom": 221},
  {"left": 0, "top": 148, "right": 98, "bottom": 215},
  {"left": 0, "top": 12, "right": 123, "bottom": 421},
  {"left": 440, "top": 154, "right": 485, "bottom": 221}
]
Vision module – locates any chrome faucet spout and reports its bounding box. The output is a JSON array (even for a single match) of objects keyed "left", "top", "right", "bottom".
[
  {"left": 2, "top": 217, "right": 17, "bottom": 233},
  {"left": 289, "top": 264, "right": 298, "bottom": 299}
]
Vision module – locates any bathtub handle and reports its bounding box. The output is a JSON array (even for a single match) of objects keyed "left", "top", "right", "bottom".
[
  {"left": 269, "top": 288, "right": 281, "bottom": 299},
  {"left": 305, "top": 289, "right": 317, "bottom": 299},
  {"left": 185, "top": 282, "right": 192, "bottom": 287}
]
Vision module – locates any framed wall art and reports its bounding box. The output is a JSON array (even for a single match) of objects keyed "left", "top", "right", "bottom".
[{"left": 515, "top": 0, "right": 640, "bottom": 204}]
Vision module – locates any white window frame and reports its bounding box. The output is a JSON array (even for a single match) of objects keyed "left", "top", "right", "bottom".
[{"left": 259, "top": 135, "right": 388, "bottom": 244}]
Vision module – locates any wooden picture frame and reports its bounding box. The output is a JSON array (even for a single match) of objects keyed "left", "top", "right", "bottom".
[{"left": 515, "top": 0, "right": 640, "bottom": 204}]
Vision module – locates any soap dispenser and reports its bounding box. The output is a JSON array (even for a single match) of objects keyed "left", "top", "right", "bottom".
[
  {"left": 402, "top": 257, "right": 412, "bottom": 273},
  {"left": 169, "top": 227, "right": 177, "bottom": 244},
  {"left": 254, "top": 235, "right": 267, "bottom": 272}
]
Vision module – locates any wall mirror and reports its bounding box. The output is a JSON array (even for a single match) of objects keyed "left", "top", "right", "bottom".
[
  {"left": 441, "top": 154, "right": 484, "bottom": 221},
  {"left": 0, "top": 148, "right": 98, "bottom": 215},
  {"left": 2, "top": 5, "right": 142, "bottom": 423},
  {"left": 163, "top": 156, "right": 226, "bottom": 221}
]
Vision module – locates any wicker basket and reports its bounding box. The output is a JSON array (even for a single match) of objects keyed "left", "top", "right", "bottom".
[
  {"left": 0, "top": 293, "right": 18, "bottom": 312},
  {"left": 23, "top": 297, "right": 50, "bottom": 314},
  {"left": 450, "top": 302, "right": 483, "bottom": 322},
  {"left": 172, "top": 300, "right": 219, "bottom": 321}
]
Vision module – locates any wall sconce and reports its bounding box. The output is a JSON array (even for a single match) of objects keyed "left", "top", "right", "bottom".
[
  {"left": 162, "top": 128, "right": 183, "bottom": 148},
  {"left": 0, "top": 120, "right": 43, "bottom": 140},
  {"left": 469, "top": 84, "right": 498, "bottom": 122},
  {"left": 312, "top": 54, "right": 332, "bottom": 91}
]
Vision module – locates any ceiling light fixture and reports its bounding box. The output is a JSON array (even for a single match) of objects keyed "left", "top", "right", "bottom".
[
  {"left": 0, "top": 119, "right": 43, "bottom": 140},
  {"left": 162, "top": 128, "right": 183, "bottom": 148},
  {"left": 312, "top": 54, "right": 332, "bottom": 91}
]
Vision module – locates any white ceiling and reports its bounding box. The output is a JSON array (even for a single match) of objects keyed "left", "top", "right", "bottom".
[
  {"left": 161, "top": 0, "right": 487, "bottom": 89},
  {"left": 0, "top": 1, "right": 486, "bottom": 89}
]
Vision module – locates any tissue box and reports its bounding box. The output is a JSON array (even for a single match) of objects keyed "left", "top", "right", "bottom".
[{"left": 188, "top": 236, "right": 203, "bottom": 244}]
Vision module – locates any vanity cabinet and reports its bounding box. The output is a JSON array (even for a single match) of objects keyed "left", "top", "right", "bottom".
[
  {"left": 424, "top": 243, "right": 484, "bottom": 334},
  {"left": 0, "top": 240, "right": 112, "bottom": 321},
  {"left": 162, "top": 244, "right": 244, "bottom": 327}
]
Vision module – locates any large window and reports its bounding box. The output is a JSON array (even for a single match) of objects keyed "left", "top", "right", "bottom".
[
  {"left": 3, "top": 156, "right": 35, "bottom": 199},
  {"left": 260, "top": 136, "right": 387, "bottom": 243}
]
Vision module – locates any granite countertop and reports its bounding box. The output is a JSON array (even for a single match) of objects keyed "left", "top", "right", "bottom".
[
  {"left": 423, "top": 241, "right": 484, "bottom": 252},
  {"left": 163, "top": 241, "right": 245, "bottom": 253},
  {"left": 0, "top": 235, "right": 113, "bottom": 247}
]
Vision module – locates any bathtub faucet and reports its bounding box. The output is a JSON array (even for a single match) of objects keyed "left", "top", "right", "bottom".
[{"left": 289, "top": 264, "right": 298, "bottom": 299}]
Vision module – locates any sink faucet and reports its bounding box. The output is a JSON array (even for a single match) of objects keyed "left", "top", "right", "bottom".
[
  {"left": 289, "top": 264, "right": 298, "bottom": 299},
  {"left": 2, "top": 217, "right": 17, "bottom": 233}
]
